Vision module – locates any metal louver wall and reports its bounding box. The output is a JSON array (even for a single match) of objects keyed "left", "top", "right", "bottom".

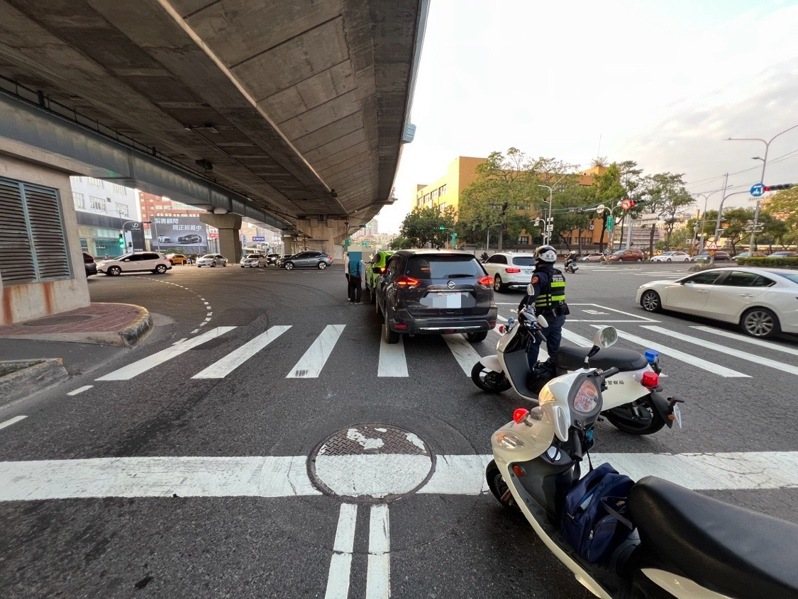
[{"left": 0, "top": 176, "right": 71, "bottom": 283}]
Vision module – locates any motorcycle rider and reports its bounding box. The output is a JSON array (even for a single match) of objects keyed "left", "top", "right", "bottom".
[
  {"left": 519, "top": 244, "right": 569, "bottom": 375},
  {"left": 564, "top": 250, "right": 578, "bottom": 273}
]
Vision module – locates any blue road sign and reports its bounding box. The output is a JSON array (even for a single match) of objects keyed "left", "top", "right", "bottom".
[
  {"left": 252, "top": 236, "right": 266, "bottom": 241},
  {"left": 750, "top": 183, "right": 764, "bottom": 197}
]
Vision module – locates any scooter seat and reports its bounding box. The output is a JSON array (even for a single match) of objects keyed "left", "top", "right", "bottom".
[
  {"left": 556, "top": 345, "right": 647, "bottom": 372},
  {"left": 630, "top": 476, "right": 798, "bottom": 597}
]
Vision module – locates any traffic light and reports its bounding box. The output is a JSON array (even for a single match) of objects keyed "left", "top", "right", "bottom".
[
  {"left": 118, "top": 233, "right": 125, "bottom": 248},
  {"left": 764, "top": 184, "right": 793, "bottom": 191},
  {"left": 438, "top": 224, "right": 447, "bottom": 231}
]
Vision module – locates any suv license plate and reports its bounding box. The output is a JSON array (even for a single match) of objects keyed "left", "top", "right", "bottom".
[{"left": 432, "top": 293, "right": 461, "bottom": 308}]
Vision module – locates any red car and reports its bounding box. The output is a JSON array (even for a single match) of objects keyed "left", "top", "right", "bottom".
[{"left": 606, "top": 248, "right": 645, "bottom": 262}]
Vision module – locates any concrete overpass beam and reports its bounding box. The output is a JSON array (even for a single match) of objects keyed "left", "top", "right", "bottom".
[{"left": 200, "top": 213, "right": 243, "bottom": 263}]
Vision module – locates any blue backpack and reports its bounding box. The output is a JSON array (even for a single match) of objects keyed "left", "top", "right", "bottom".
[{"left": 561, "top": 463, "right": 635, "bottom": 564}]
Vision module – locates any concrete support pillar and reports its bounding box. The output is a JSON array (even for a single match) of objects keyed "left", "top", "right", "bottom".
[
  {"left": 200, "top": 213, "right": 243, "bottom": 263},
  {"left": 296, "top": 218, "right": 349, "bottom": 260}
]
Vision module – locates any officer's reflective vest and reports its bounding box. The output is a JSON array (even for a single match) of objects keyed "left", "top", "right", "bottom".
[{"left": 534, "top": 268, "right": 566, "bottom": 311}]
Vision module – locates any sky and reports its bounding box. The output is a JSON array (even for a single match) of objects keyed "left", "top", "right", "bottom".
[{"left": 377, "top": 0, "right": 798, "bottom": 233}]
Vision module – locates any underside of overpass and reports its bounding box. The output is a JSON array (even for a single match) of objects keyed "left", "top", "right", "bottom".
[{"left": 0, "top": 0, "right": 427, "bottom": 240}]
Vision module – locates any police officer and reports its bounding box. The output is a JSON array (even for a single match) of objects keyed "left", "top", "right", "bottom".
[{"left": 519, "top": 244, "right": 569, "bottom": 374}]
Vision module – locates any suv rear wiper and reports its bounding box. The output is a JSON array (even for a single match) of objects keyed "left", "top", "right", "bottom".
[{"left": 445, "top": 273, "right": 473, "bottom": 278}]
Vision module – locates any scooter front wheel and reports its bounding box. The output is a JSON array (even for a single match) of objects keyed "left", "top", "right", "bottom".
[
  {"left": 486, "top": 460, "right": 519, "bottom": 511},
  {"left": 471, "top": 362, "right": 512, "bottom": 393},
  {"left": 605, "top": 396, "right": 666, "bottom": 435}
]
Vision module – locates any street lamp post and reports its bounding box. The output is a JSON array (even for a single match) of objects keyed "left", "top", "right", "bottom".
[
  {"left": 537, "top": 185, "right": 553, "bottom": 244},
  {"left": 693, "top": 190, "right": 718, "bottom": 253},
  {"left": 727, "top": 123, "right": 798, "bottom": 250}
]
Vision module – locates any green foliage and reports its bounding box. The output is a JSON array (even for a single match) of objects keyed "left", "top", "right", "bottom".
[
  {"left": 717, "top": 207, "right": 755, "bottom": 254},
  {"left": 399, "top": 205, "right": 457, "bottom": 248},
  {"left": 763, "top": 188, "right": 798, "bottom": 244},
  {"left": 645, "top": 172, "right": 694, "bottom": 249},
  {"left": 736, "top": 256, "right": 798, "bottom": 269},
  {"left": 388, "top": 236, "right": 413, "bottom": 250}
]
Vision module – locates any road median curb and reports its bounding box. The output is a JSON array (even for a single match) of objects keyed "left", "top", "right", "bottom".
[{"left": 0, "top": 358, "right": 69, "bottom": 407}]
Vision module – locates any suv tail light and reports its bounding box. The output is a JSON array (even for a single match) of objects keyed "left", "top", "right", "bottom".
[
  {"left": 505, "top": 267, "right": 521, "bottom": 273},
  {"left": 478, "top": 275, "right": 493, "bottom": 287},
  {"left": 395, "top": 275, "right": 420, "bottom": 288}
]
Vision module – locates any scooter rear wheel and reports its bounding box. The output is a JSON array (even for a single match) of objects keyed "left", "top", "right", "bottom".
[
  {"left": 605, "top": 396, "right": 666, "bottom": 435},
  {"left": 486, "top": 460, "right": 519, "bottom": 511},
  {"left": 471, "top": 362, "right": 512, "bottom": 393}
]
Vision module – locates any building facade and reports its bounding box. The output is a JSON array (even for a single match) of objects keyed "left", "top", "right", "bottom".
[
  {"left": 414, "top": 156, "right": 487, "bottom": 213},
  {"left": 71, "top": 176, "right": 142, "bottom": 258}
]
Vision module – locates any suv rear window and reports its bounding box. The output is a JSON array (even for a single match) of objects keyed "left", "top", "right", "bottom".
[
  {"left": 511, "top": 256, "right": 535, "bottom": 266},
  {"left": 407, "top": 255, "right": 483, "bottom": 279}
]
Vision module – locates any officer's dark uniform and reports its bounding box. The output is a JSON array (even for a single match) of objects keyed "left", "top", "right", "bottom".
[{"left": 519, "top": 261, "right": 568, "bottom": 372}]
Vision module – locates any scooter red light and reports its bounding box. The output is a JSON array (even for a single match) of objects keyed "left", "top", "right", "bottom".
[
  {"left": 640, "top": 371, "right": 659, "bottom": 389},
  {"left": 512, "top": 408, "right": 529, "bottom": 423},
  {"left": 512, "top": 464, "right": 526, "bottom": 477}
]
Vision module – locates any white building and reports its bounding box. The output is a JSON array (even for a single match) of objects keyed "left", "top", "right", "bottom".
[{"left": 70, "top": 176, "right": 141, "bottom": 258}]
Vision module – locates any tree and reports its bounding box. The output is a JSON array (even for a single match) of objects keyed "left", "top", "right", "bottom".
[
  {"left": 717, "top": 207, "right": 754, "bottom": 255},
  {"left": 645, "top": 172, "right": 694, "bottom": 249},
  {"left": 551, "top": 183, "right": 599, "bottom": 253},
  {"left": 399, "top": 205, "right": 457, "bottom": 248},
  {"left": 763, "top": 188, "right": 798, "bottom": 245},
  {"left": 591, "top": 163, "right": 627, "bottom": 252}
]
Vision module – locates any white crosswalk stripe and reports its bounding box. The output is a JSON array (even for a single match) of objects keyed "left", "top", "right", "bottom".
[
  {"left": 193, "top": 325, "right": 291, "bottom": 379},
  {"left": 378, "top": 336, "right": 408, "bottom": 377},
  {"left": 442, "top": 334, "right": 483, "bottom": 376},
  {"left": 96, "top": 326, "right": 237, "bottom": 381},
  {"left": 643, "top": 325, "right": 798, "bottom": 376},
  {"left": 690, "top": 325, "right": 798, "bottom": 358},
  {"left": 590, "top": 325, "right": 749, "bottom": 378},
  {"left": 287, "top": 324, "right": 346, "bottom": 378}
]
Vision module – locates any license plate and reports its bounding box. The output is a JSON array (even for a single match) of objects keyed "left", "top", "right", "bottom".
[
  {"left": 432, "top": 293, "right": 462, "bottom": 308},
  {"left": 522, "top": 269, "right": 532, "bottom": 275},
  {"left": 672, "top": 403, "right": 683, "bottom": 429}
]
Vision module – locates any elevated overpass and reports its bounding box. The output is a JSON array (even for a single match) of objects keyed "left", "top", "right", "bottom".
[{"left": 0, "top": 0, "right": 427, "bottom": 324}]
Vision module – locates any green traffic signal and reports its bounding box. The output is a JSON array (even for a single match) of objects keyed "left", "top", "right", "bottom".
[{"left": 118, "top": 233, "right": 125, "bottom": 248}]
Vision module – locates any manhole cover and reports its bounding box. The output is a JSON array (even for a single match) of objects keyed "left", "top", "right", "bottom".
[
  {"left": 23, "top": 314, "right": 94, "bottom": 326},
  {"left": 308, "top": 424, "right": 434, "bottom": 502}
]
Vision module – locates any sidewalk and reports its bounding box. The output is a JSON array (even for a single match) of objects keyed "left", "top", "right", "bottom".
[{"left": 0, "top": 303, "right": 151, "bottom": 406}]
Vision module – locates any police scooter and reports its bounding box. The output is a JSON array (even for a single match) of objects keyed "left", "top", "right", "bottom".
[
  {"left": 471, "top": 285, "right": 672, "bottom": 435},
  {"left": 486, "top": 329, "right": 796, "bottom": 598}
]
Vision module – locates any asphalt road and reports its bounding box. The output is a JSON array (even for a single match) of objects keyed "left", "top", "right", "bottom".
[{"left": 1, "top": 261, "right": 796, "bottom": 598}]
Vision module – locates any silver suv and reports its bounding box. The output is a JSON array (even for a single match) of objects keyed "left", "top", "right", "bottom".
[{"left": 375, "top": 250, "right": 497, "bottom": 344}]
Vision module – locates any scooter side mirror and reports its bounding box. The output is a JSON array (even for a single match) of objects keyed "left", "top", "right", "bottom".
[
  {"left": 592, "top": 326, "right": 618, "bottom": 349},
  {"left": 527, "top": 283, "right": 535, "bottom": 296},
  {"left": 536, "top": 314, "right": 548, "bottom": 328}
]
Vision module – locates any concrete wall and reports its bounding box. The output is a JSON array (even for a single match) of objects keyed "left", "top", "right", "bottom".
[{"left": 0, "top": 154, "right": 90, "bottom": 325}]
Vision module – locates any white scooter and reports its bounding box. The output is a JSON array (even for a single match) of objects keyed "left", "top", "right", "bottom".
[
  {"left": 471, "top": 295, "right": 673, "bottom": 435},
  {"left": 486, "top": 327, "right": 797, "bottom": 598}
]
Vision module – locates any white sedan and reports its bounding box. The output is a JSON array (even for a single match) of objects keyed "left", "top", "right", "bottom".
[
  {"left": 196, "top": 254, "right": 228, "bottom": 267},
  {"left": 481, "top": 252, "right": 536, "bottom": 292},
  {"left": 636, "top": 267, "right": 798, "bottom": 337},
  {"left": 650, "top": 251, "right": 692, "bottom": 263}
]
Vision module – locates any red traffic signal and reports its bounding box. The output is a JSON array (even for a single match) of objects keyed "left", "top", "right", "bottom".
[{"left": 763, "top": 184, "right": 793, "bottom": 192}]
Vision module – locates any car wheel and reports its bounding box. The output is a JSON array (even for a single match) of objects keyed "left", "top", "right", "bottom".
[
  {"left": 155, "top": 264, "right": 167, "bottom": 274},
  {"left": 640, "top": 289, "right": 662, "bottom": 312},
  {"left": 666, "top": 258, "right": 672, "bottom": 262},
  {"left": 493, "top": 275, "right": 504, "bottom": 292},
  {"left": 741, "top": 307, "right": 780, "bottom": 338},
  {"left": 466, "top": 331, "right": 488, "bottom": 343},
  {"left": 382, "top": 310, "right": 399, "bottom": 344},
  {"left": 222, "top": 262, "right": 227, "bottom": 267},
  {"left": 637, "top": 258, "right": 643, "bottom": 262},
  {"left": 318, "top": 262, "right": 328, "bottom": 270},
  {"left": 485, "top": 460, "right": 519, "bottom": 511},
  {"left": 108, "top": 266, "right": 122, "bottom": 276},
  {"left": 284, "top": 262, "right": 294, "bottom": 270}
]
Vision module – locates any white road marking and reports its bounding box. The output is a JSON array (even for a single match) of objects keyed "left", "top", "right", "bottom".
[
  {"left": 312, "top": 454, "right": 433, "bottom": 498},
  {"left": 0, "top": 415, "right": 27, "bottom": 430},
  {"left": 367, "top": 504, "right": 391, "bottom": 599},
  {"left": 66, "top": 385, "right": 93, "bottom": 396},
  {"left": 378, "top": 335, "right": 408, "bottom": 377},
  {"left": 642, "top": 325, "right": 798, "bottom": 376},
  {"left": 569, "top": 303, "right": 658, "bottom": 322},
  {"left": 193, "top": 325, "right": 291, "bottom": 379},
  {"left": 443, "top": 334, "right": 483, "bottom": 376},
  {"left": 287, "top": 324, "right": 346, "bottom": 378},
  {"left": 3, "top": 452, "right": 798, "bottom": 501},
  {"left": 593, "top": 326, "right": 749, "bottom": 378},
  {"left": 325, "top": 503, "right": 357, "bottom": 599},
  {"left": 96, "top": 327, "right": 237, "bottom": 381},
  {"left": 691, "top": 325, "right": 798, "bottom": 358},
  {"left": 561, "top": 328, "right": 594, "bottom": 348}
]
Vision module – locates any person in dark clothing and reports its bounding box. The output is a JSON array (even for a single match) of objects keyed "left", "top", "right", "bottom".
[
  {"left": 518, "top": 244, "right": 569, "bottom": 373},
  {"left": 347, "top": 253, "right": 364, "bottom": 303}
]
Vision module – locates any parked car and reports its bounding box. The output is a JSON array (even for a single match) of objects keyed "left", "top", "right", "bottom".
[
  {"left": 581, "top": 253, "right": 606, "bottom": 262},
  {"left": 177, "top": 234, "right": 203, "bottom": 244},
  {"left": 197, "top": 254, "right": 228, "bottom": 267},
  {"left": 732, "top": 251, "right": 767, "bottom": 261},
  {"left": 365, "top": 250, "right": 394, "bottom": 303},
  {"left": 240, "top": 254, "right": 268, "bottom": 268},
  {"left": 766, "top": 251, "right": 798, "bottom": 259},
  {"left": 166, "top": 253, "right": 188, "bottom": 265},
  {"left": 281, "top": 250, "right": 333, "bottom": 270},
  {"left": 375, "top": 249, "right": 497, "bottom": 344},
  {"left": 693, "top": 250, "right": 732, "bottom": 263},
  {"left": 158, "top": 236, "right": 172, "bottom": 244},
  {"left": 650, "top": 250, "right": 691, "bottom": 263},
  {"left": 83, "top": 252, "right": 97, "bottom": 277},
  {"left": 97, "top": 252, "right": 172, "bottom": 276},
  {"left": 606, "top": 248, "right": 645, "bottom": 262},
  {"left": 636, "top": 267, "right": 798, "bottom": 338},
  {"left": 481, "top": 252, "right": 536, "bottom": 292}
]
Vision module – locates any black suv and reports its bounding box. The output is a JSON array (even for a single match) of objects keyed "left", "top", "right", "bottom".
[{"left": 375, "top": 250, "right": 497, "bottom": 344}]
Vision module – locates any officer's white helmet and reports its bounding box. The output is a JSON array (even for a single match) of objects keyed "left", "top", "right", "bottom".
[{"left": 535, "top": 245, "right": 557, "bottom": 263}]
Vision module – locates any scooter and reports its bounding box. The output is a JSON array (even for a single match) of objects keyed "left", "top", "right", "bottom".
[
  {"left": 564, "top": 257, "right": 579, "bottom": 273},
  {"left": 471, "top": 301, "right": 671, "bottom": 435},
  {"left": 486, "top": 328, "right": 797, "bottom": 598}
]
